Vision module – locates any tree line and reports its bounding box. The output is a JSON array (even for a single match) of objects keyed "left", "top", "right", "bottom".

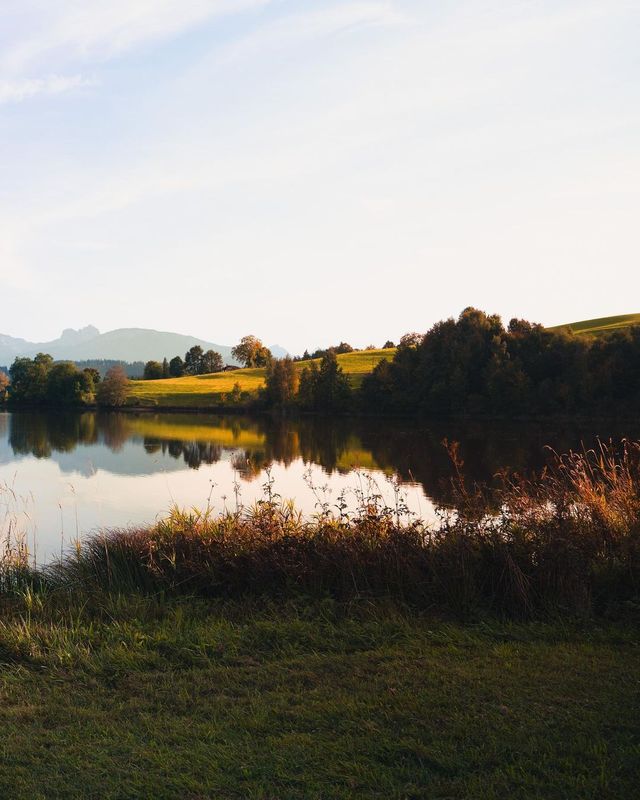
[
  {"left": 142, "top": 347, "right": 225, "bottom": 380},
  {"left": 142, "top": 336, "right": 273, "bottom": 380},
  {"left": 2, "top": 356, "right": 129, "bottom": 407},
  {"left": 4, "top": 311, "right": 640, "bottom": 416},
  {"left": 359, "top": 307, "right": 640, "bottom": 417},
  {"left": 263, "top": 308, "right": 640, "bottom": 416}
]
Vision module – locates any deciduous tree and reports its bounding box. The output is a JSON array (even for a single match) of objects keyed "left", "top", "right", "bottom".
[
  {"left": 169, "top": 356, "right": 185, "bottom": 377},
  {"left": 184, "top": 346, "right": 204, "bottom": 375},
  {"left": 143, "top": 361, "right": 164, "bottom": 380},
  {"left": 201, "top": 350, "right": 224, "bottom": 374},
  {"left": 97, "top": 366, "right": 129, "bottom": 407},
  {"left": 264, "top": 357, "right": 299, "bottom": 408},
  {"left": 231, "top": 336, "right": 271, "bottom": 368}
]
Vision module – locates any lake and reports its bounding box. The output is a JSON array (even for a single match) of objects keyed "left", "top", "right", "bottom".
[{"left": 0, "top": 410, "right": 634, "bottom": 564}]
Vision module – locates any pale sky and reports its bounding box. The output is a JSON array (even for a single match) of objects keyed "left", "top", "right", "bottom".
[{"left": 1, "top": 0, "right": 638, "bottom": 353}]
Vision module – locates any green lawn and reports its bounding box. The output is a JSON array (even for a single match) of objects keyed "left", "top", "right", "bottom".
[
  {"left": 128, "top": 349, "right": 395, "bottom": 408},
  {"left": 0, "top": 598, "right": 638, "bottom": 799},
  {"left": 548, "top": 313, "right": 640, "bottom": 337}
]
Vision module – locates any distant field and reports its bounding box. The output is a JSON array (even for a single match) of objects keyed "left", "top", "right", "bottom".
[
  {"left": 128, "top": 348, "right": 395, "bottom": 408},
  {"left": 548, "top": 313, "right": 640, "bottom": 337}
]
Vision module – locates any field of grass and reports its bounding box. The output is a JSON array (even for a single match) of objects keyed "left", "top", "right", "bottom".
[
  {"left": 0, "top": 594, "right": 638, "bottom": 800},
  {"left": 548, "top": 313, "right": 640, "bottom": 337},
  {"left": 127, "top": 349, "right": 395, "bottom": 408}
]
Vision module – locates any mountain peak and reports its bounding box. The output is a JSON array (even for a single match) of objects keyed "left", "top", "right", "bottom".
[
  {"left": 0, "top": 326, "right": 289, "bottom": 366},
  {"left": 60, "top": 325, "right": 100, "bottom": 343}
]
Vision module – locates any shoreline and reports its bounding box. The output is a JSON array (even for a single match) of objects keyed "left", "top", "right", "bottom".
[{"left": 3, "top": 401, "right": 640, "bottom": 425}]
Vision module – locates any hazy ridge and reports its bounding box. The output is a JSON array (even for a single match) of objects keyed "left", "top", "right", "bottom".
[{"left": 0, "top": 326, "right": 288, "bottom": 367}]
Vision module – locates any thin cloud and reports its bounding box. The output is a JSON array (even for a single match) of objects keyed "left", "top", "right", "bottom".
[
  {"left": 1, "top": 0, "right": 272, "bottom": 73},
  {"left": 0, "top": 73, "right": 95, "bottom": 104},
  {"left": 217, "top": 1, "right": 405, "bottom": 62}
]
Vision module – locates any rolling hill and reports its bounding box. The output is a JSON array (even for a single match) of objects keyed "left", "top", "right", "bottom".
[
  {"left": 128, "top": 348, "right": 395, "bottom": 408},
  {"left": 547, "top": 314, "right": 640, "bottom": 337}
]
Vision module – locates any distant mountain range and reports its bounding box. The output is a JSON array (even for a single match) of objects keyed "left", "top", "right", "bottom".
[{"left": 0, "top": 326, "right": 288, "bottom": 367}]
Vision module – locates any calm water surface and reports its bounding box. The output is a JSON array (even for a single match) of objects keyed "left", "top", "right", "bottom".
[{"left": 0, "top": 411, "right": 634, "bottom": 563}]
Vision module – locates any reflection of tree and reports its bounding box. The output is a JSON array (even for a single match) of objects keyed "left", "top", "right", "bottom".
[
  {"left": 262, "top": 420, "right": 299, "bottom": 467},
  {"left": 10, "top": 413, "right": 52, "bottom": 459},
  {"left": 181, "top": 442, "right": 222, "bottom": 470},
  {"left": 231, "top": 450, "right": 271, "bottom": 481},
  {"left": 9, "top": 411, "right": 99, "bottom": 458},
  {"left": 143, "top": 437, "right": 222, "bottom": 470},
  {"left": 356, "top": 419, "right": 636, "bottom": 508},
  {"left": 168, "top": 440, "right": 183, "bottom": 460},
  {"left": 293, "top": 418, "right": 354, "bottom": 473},
  {"left": 6, "top": 410, "right": 637, "bottom": 507},
  {"left": 98, "top": 413, "right": 130, "bottom": 452},
  {"left": 77, "top": 413, "right": 98, "bottom": 447}
]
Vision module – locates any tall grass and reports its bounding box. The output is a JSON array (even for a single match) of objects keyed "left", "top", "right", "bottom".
[
  {"left": 3, "top": 442, "right": 640, "bottom": 618},
  {"left": 0, "top": 482, "right": 35, "bottom": 594}
]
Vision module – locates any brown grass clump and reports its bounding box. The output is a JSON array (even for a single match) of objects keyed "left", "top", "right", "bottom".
[{"left": 7, "top": 442, "right": 640, "bottom": 618}]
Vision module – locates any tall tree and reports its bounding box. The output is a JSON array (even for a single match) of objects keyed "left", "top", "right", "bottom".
[
  {"left": 231, "top": 336, "right": 272, "bottom": 368},
  {"left": 97, "top": 366, "right": 129, "bottom": 407},
  {"left": 143, "top": 360, "right": 164, "bottom": 380},
  {"left": 184, "top": 346, "right": 204, "bottom": 375},
  {"left": 297, "top": 352, "right": 351, "bottom": 411},
  {"left": 9, "top": 354, "right": 52, "bottom": 404},
  {"left": 47, "top": 362, "right": 95, "bottom": 405},
  {"left": 169, "top": 356, "right": 185, "bottom": 377},
  {"left": 201, "top": 350, "right": 224, "bottom": 374},
  {"left": 264, "top": 357, "right": 299, "bottom": 408}
]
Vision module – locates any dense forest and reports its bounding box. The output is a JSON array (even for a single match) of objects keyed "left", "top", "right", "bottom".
[
  {"left": 359, "top": 307, "right": 640, "bottom": 416},
  {"left": 266, "top": 307, "right": 640, "bottom": 417}
]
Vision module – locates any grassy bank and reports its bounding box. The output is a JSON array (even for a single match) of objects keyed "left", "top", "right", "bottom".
[
  {"left": 0, "top": 594, "right": 638, "bottom": 799},
  {"left": 127, "top": 349, "right": 394, "bottom": 408}
]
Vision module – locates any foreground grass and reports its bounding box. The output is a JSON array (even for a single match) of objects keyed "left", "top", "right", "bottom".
[
  {"left": 548, "top": 313, "right": 640, "bottom": 337},
  {"left": 127, "top": 349, "right": 395, "bottom": 408},
  {"left": 0, "top": 596, "right": 638, "bottom": 799},
  {"left": 1, "top": 442, "right": 639, "bottom": 797}
]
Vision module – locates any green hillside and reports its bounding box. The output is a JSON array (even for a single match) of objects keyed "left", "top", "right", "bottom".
[
  {"left": 548, "top": 314, "right": 640, "bottom": 337},
  {"left": 128, "top": 348, "right": 395, "bottom": 408}
]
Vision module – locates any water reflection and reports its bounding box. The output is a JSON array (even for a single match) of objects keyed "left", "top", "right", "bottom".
[{"left": 3, "top": 410, "right": 636, "bottom": 508}]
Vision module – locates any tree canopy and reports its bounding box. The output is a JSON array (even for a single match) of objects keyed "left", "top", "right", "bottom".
[
  {"left": 360, "top": 307, "right": 640, "bottom": 416},
  {"left": 97, "top": 365, "right": 129, "bottom": 407},
  {"left": 143, "top": 361, "right": 164, "bottom": 380},
  {"left": 231, "top": 336, "right": 271, "bottom": 368},
  {"left": 8, "top": 355, "right": 99, "bottom": 406}
]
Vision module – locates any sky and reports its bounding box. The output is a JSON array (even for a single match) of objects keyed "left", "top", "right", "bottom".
[{"left": 0, "top": 0, "right": 638, "bottom": 353}]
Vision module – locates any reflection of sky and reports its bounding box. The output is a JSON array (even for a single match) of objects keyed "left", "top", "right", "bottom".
[{"left": 0, "top": 416, "right": 432, "bottom": 565}]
